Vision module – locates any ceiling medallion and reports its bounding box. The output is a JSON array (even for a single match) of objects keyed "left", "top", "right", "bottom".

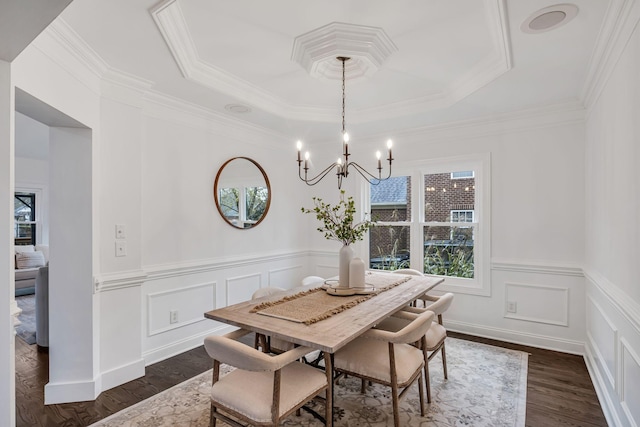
[
  {"left": 291, "top": 22, "right": 397, "bottom": 80},
  {"left": 296, "top": 57, "right": 393, "bottom": 189}
]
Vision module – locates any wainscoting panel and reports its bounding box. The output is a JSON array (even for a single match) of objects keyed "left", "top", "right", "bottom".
[
  {"left": 147, "top": 282, "right": 215, "bottom": 336},
  {"left": 504, "top": 282, "right": 569, "bottom": 326},
  {"left": 226, "top": 273, "right": 261, "bottom": 306},
  {"left": 587, "top": 295, "right": 618, "bottom": 389},
  {"left": 268, "top": 265, "right": 303, "bottom": 289},
  {"left": 621, "top": 338, "right": 640, "bottom": 427},
  {"left": 585, "top": 270, "right": 640, "bottom": 427}
]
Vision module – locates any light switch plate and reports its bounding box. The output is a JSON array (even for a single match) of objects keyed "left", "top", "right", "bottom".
[{"left": 115, "top": 224, "right": 126, "bottom": 239}]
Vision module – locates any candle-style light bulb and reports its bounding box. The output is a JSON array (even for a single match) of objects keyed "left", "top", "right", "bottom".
[
  {"left": 296, "top": 140, "right": 302, "bottom": 162},
  {"left": 386, "top": 139, "right": 393, "bottom": 160},
  {"left": 304, "top": 151, "right": 310, "bottom": 170},
  {"left": 343, "top": 132, "right": 350, "bottom": 156},
  {"left": 376, "top": 151, "right": 382, "bottom": 170}
]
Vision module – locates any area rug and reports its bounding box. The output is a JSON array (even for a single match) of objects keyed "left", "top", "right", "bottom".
[
  {"left": 90, "top": 338, "right": 527, "bottom": 427},
  {"left": 15, "top": 295, "right": 36, "bottom": 345}
]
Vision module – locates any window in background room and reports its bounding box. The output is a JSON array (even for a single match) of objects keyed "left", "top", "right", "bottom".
[
  {"left": 14, "top": 192, "right": 37, "bottom": 246},
  {"left": 368, "top": 154, "right": 490, "bottom": 296}
]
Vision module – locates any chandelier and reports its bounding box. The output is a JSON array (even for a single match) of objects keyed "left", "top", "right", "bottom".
[{"left": 296, "top": 56, "right": 394, "bottom": 189}]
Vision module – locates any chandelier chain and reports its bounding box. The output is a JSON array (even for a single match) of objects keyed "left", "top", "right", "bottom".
[{"left": 341, "top": 58, "right": 346, "bottom": 134}]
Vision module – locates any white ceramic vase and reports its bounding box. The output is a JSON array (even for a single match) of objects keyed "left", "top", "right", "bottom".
[{"left": 338, "top": 244, "right": 354, "bottom": 288}]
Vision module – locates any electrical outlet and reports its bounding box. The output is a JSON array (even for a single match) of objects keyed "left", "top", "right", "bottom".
[
  {"left": 170, "top": 310, "right": 178, "bottom": 324},
  {"left": 507, "top": 301, "right": 517, "bottom": 313},
  {"left": 115, "top": 241, "right": 127, "bottom": 257}
]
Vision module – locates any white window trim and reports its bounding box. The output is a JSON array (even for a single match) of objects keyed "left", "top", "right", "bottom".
[{"left": 362, "top": 153, "right": 491, "bottom": 297}]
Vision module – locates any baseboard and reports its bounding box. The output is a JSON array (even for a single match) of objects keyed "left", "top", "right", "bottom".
[
  {"left": 584, "top": 342, "right": 623, "bottom": 427},
  {"left": 99, "top": 358, "right": 146, "bottom": 393},
  {"left": 447, "top": 319, "right": 585, "bottom": 355},
  {"left": 44, "top": 377, "right": 100, "bottom": 405},
  {"left": 142, "top": 324, "right": 237, "bottom": 366}
]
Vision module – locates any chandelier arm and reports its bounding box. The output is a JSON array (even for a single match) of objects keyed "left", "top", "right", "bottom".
[
  {"left": 298, "top": 162, "right": 339, "bottom": 186},
  {"left": 348, "top": 161, "right": 393, "bottom": 182}
]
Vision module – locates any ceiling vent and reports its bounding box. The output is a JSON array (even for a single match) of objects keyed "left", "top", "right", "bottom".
[{"left": 521, "top": 4, "right": 578, "bottom": 34}]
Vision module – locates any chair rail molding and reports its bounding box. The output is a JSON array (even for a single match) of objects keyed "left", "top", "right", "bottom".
[
  {"left": 491, "top": 258, "right": 583, "bottom": 277},
  {"left": 143, "top": 250, "right": 309, "bottom": 281},
  {"left": 94, "top": 270, "right": 148, "bottom": 293}
]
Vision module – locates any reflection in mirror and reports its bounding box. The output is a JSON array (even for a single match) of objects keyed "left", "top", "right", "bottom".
[{"left": 214, "top": 157, "right": 271, "bottom": 229}]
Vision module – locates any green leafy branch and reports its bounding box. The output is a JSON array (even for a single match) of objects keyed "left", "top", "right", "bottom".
[{"left": 301, "top": 190, "right": 375, "bottom": 246}]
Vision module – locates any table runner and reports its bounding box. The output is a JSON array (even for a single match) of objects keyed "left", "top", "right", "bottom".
[{"left": 250, "top": 272, "right": 412, "bottom": 325}]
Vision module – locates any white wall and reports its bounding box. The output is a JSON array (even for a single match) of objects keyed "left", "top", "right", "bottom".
[
  {"left": 0, "top": 58, "right": 17, "bottom": 427},
  {"left": 584, "top": 5, "right": 640, "bottom": 426}
]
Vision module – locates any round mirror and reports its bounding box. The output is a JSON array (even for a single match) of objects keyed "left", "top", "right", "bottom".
[{"left": 214, "top": 157, "right": 271, "bottom": 229}]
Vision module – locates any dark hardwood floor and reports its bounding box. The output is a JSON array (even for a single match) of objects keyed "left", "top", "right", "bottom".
[{"left": 15, "top": 332, "right": 608, "bottom": 426}]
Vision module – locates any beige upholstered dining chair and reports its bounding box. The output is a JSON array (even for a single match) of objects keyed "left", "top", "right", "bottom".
[
  {"left": 392, "top": 268, "right": 423, "bottom": 276},
  {"left": 204, "top": 329, "right": 331, "bottom": 426},
  {"left": 374, "top": 292, "right": 455, "bottom": 403},
  {"left": 251, "top": 287, "right": 292, "bottom": 353},
  {"left": 333, "top": 309, "right": 436, "bottom": 427},
  {"left": 392, "top": 269, "right": 428, "bottom": 307},
  {"left": 251, "top": 287, "right": 322, "bottom": 365},
  {"left": 301, "top": 275, "right": 325, "bottom": 287}
]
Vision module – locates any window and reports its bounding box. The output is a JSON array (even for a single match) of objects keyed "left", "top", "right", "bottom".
[
  {"left": 451, "top": 170, "right": 474, "bottom": 179},
  {"left": 15, "top": 192, "right": 37, "bottom": 245},
  {"left": 367, "top": 154, "right": 490, "bottom": 296},
  {"left": 369, "top": 176, "right": 411, "bottom": 271}
]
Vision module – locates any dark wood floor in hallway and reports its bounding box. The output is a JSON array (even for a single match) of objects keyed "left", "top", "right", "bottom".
[{"left": 15, "top": 332, "right": 608, "bottom": 427}]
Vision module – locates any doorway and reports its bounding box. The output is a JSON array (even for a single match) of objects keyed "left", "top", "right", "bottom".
[{"left": 14, "top": 88, "right": 95, "bottom": 405}]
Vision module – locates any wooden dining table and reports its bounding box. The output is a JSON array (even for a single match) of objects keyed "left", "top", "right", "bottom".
[{"left": 204, "top": 272, "right": 444, "bottom": 426}]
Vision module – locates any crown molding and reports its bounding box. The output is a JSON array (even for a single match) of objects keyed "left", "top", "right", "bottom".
[
  {"left": 151, "top": 0, "right": 512, "bottom": 124},
  {"left": 581, "top": 0, "right": 640, "bottom": 109},
  {"left": 358, "top": 99, "right": 585, "bottom": 145},
  {"left": 142, "top": 89, "right": 287, "bottom": 149},
  {"left": 39, "top": 19, "right": 154, "bottom": 108}
]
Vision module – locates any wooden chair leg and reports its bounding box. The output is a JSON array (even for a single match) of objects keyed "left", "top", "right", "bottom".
[
  {"left": 361, "top": 378, "right": 366, "bottom": 393},
  {"left": 425, "top": 359, "right": 432, "bottom": 404},
  {"left": 418, "top": 373, "right": 425, "bottom": 415},
  {"left": 210, "top": 403, "right": 217, "bottom": 427},
  {"left": 441, "top": 342, "right": 448, "bottom": 379},
  {"left": 391, "top": 382, "right": 400, "bottom": 427}
]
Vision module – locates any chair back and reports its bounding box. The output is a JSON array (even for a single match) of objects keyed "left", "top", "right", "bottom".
[
  {"left": 301, "top": 276, "right": 325, "bottom": 287},
  {"left": 392, "top": 268, "right": 424, "bottom": 276},
  {"left": 251, "top": 286, "right": 286, "bottom": 299},
  {"left": 387, "top": 309, "right": 435, "bottom": 344},
  {"left": 205, "top": 335, "right": 287, "bottom": 372},
  {"left": 426, "top": 292, "right": 454, "bottom": 316}
]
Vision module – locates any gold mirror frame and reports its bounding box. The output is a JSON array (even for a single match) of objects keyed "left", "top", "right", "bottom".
[{"left": 213, "top": 157, "right": 271, "bottom": 229}]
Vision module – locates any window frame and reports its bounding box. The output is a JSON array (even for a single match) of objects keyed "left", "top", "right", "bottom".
[
  {"left": 364, "top": 153, "right": 491, "bottom": 296},
  {"left": 14, "top": 186, "right": 45, "bottom": 246}
]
